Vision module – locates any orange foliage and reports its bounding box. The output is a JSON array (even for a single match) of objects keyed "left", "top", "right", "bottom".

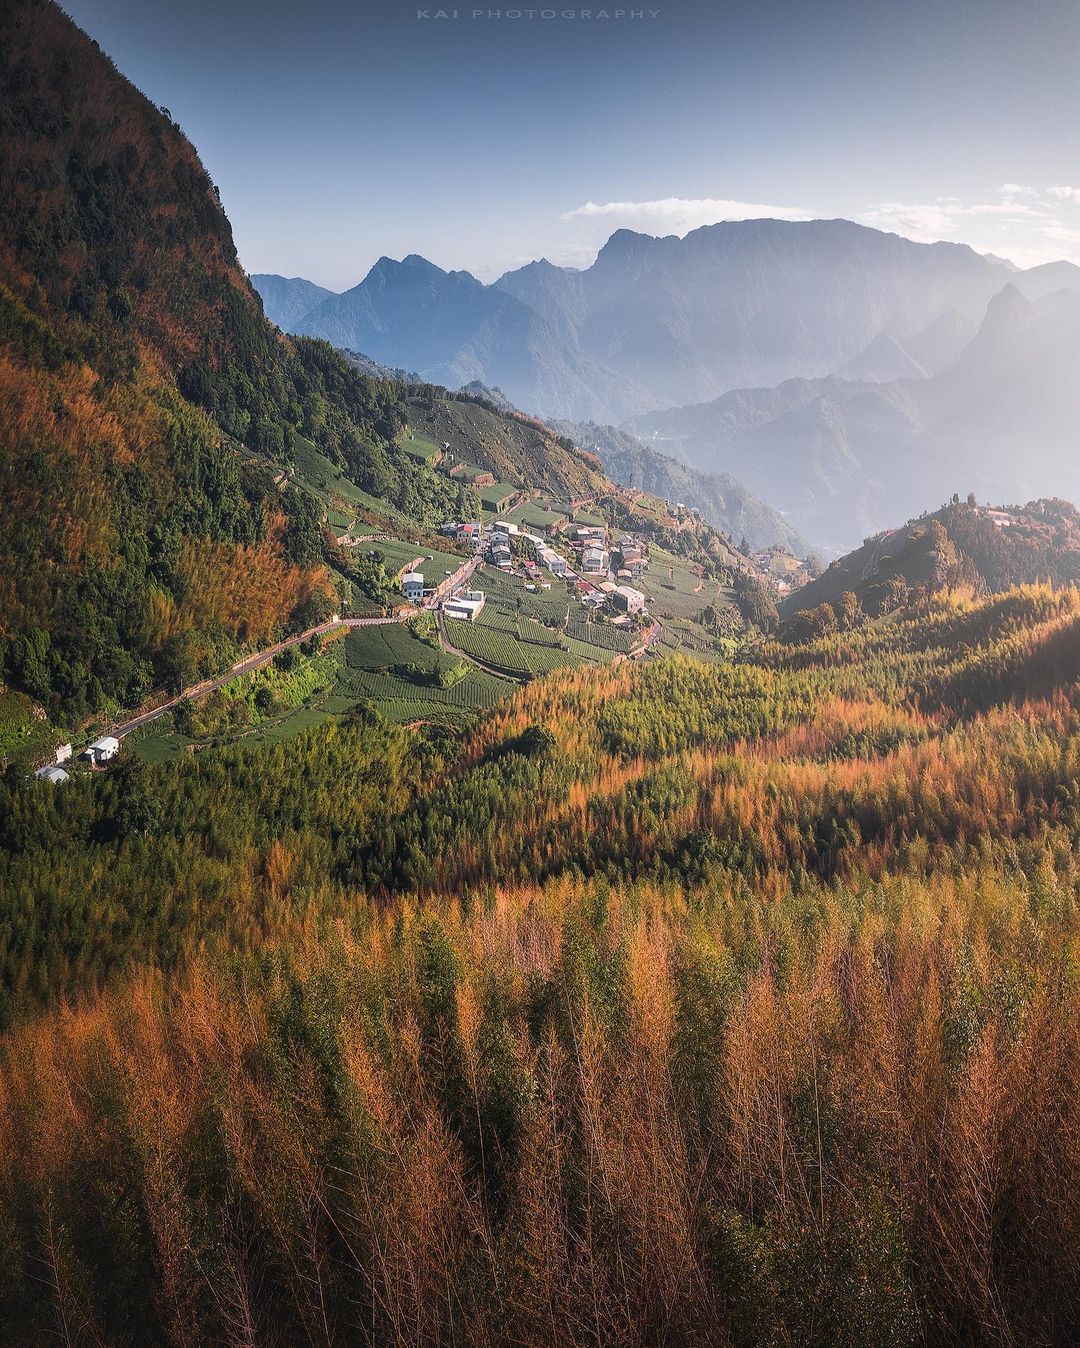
[{"left": 176, "top": 537, "right": 331, "bottom": 646}]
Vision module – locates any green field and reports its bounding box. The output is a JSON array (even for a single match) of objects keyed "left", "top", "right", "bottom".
[
  {"left": 565, "top": 617, "right": 635, "bottom": 652},
  {"left": 635, "top": 545, "right": 709, "bottom": 619},
  {"left": 478, "top": 482, "right": 519, "bottom": 511},
  {"left": 445, "top": 618, "right": 576, "bottom": 678},
  {"left": 398, "top": 432, "right": 442, "bottom": 463},
  {"left": 343, "top": 623, "right": 511, "bottom": 723},
  {"left": 345, "top": 623, "right": 446, "bottom": 672},
  {"left": 362, "top": 538, "right": 467, "bottom": 582},
  {"left": 506, "top": 499, "right": 569, "bottom": 530}
]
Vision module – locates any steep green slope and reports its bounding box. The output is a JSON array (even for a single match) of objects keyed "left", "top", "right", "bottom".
[
  {"left": 403, "top": 387, "right": 610, "bottom": 502},
  {"left": 0, "top": 0, "right": 421, "bottom": 719}
]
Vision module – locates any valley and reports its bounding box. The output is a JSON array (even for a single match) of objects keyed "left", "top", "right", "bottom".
[{"left": 3, "top": 0, "right": 1080, "bottom": 1344}]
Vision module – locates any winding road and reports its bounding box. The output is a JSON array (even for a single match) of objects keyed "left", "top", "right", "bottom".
[
  {"left": 113, "top": 614, "right": 404, "bottom": 740},
  {"left": 113, "top": 551, "right": 485, "bottom": 740},
  {"left": 111, "top": 551, "right": 661, "bottom": 743}
]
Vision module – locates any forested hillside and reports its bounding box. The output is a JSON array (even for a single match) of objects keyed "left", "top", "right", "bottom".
[
  {"left": 0, "top": 0, "right": 427, "bottom": 719},
  {"left": 1, "top": 0, "right": 731, "bottom": 735},
  {"left": 781, "top": 497, "right": 1080, "bottom": 630},
  {"left": 6, "top": 4, "right": 1080, "bottom": 1346},
  {"left": 3, "top": 584, "right": 1080, "bottom": 1342}
]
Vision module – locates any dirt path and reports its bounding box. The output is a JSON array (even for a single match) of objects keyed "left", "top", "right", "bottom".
[{"left": 435, "top": 612, "right": 519, "bottom": 681}]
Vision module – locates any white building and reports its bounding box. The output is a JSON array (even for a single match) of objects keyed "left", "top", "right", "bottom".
[
  {"left": 444, "top": 595, "right": 486, "bottom": 622},
  {"left": 538, "top": 546, "right": 567, "bottom": 577},
  {"left": 34, "top": 765, "right": 70, "bottom": 784},
  {"left": 54, "top": 742, "right": 72, "bottom": 765},
  {"left": 612, "top": 585, "right": 647, "bottom": 615},
  {"left": 84, "top": 735, "right": 120, "bottom": 765},
  {"left": 402, "top": 572, "right": 425, "bottom": 603},
  {"left": 581, "top": 546, "right": 610, "bottom": 575}
]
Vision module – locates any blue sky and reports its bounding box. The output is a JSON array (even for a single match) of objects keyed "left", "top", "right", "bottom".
[{"left": 65, "top": 0, "right": 1080, "bottom": 288}]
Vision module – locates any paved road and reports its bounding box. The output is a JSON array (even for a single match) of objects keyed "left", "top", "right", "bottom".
[
  {"left": 425, "top": 552, "right": 482, "bottom": 607},
  {"left": 114, "top": 613, "right": 404, "bottom": 739}
]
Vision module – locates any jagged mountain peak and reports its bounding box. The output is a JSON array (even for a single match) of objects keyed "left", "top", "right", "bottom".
[{"left": 980, "top": 281, "right": 1039, "bottom": 334}]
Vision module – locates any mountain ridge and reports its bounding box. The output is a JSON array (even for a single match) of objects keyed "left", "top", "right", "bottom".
[
  {"left": 778, "top": 497, "right": 1080, "bottom": 626},
  {"left": 625, "top": 278, "right": 1080, "bottom": 552},
  {"left": 253, "top": 217, "right": 1057, "bottom": 423}
]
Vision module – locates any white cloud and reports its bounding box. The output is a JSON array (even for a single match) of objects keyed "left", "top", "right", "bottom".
[
  {"left": 863, "top": 195, "right": 1054, "bottom": 244},
  {"left": 1039, "top": 222, "right": 1080, "bottom": 245},
  {"left": 858, "top": 189, "right": 1080, "bottom": 269},
  {"left": 559, "top": 196, "right": 811, "bottom": 234}
]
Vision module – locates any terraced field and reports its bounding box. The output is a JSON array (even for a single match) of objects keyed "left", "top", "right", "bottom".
[
  {"left": 345, "top": 623, "right": 444, "bottom": 671},
  {"left": 636, "top": 545, "right": 709, "bottom": 619},
  {"left": 399, "top": 432, "right": 442, "bottom": 463},
  {"left": 505, "top": 499, "right": 569, "bottom": 530},
  {"left": 365, "top": 538, "right": 467, "bottom": 581},
  {"left": 478, "top": 482, "right": 519, "bottom": 511},
  {"left": 565, "top": 618, "right": 635, "bottom": 652},
  {"left": 656, "top": 617, "right": 735, "bottom": 663},
  {"left": 337, "top": 666, "right": 508, "bottom": 723},
  {"left": 343, "top": 623, "right": 510, "bottom": 723}
]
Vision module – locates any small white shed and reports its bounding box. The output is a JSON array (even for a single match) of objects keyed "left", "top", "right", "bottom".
[{"left": 84, "top": 735, "right": 120, "bottom": 764}]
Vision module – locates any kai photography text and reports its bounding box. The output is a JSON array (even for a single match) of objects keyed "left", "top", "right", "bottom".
[{"left": 416, "top": 8, "right": 662, "bottom": 19}]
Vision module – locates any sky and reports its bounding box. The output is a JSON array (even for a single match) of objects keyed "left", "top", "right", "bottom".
[{"left": 64, "top": 0, "right": 1080, "bottom": 290}]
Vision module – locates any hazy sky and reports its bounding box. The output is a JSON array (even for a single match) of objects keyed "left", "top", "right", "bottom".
[{"left": 64, "top": 0, "right": 1080, "bottom": 288}]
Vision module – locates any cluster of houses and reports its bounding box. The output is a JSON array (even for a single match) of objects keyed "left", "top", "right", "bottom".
[
  {"left": 430, "top": 512, "right": 653, "bottom": 625},
  {"left": 750, "top": 547, "right": 811, "bottom": 599},
  {"left": 440, "top": 520, "right": 485, "bottom": 551},
  {"left": 33, "top": 733, "right": 121, "bottom": 784}
]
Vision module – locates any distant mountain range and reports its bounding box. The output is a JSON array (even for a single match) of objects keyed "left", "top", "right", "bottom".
[
  {"left": 547, "top": 419, "right": 810, "bottom": 557},
  {"left": 252, "top": 220, "right": 1064, "bottom": 424},
  {"left": 443, "top": 384, "right": 810, "bottom": 555},
  {"left": 626, "top": 280, "right": 1080, "bottom": 551},
  {"left": 251, "top": 274, "right": 335, "bottom": 332},
  {"left": 253, "top": 224, "right": 1080, "bottom": 553},
  {"left": 261, "top": 254, "right": 645, "bottom": 423}
]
